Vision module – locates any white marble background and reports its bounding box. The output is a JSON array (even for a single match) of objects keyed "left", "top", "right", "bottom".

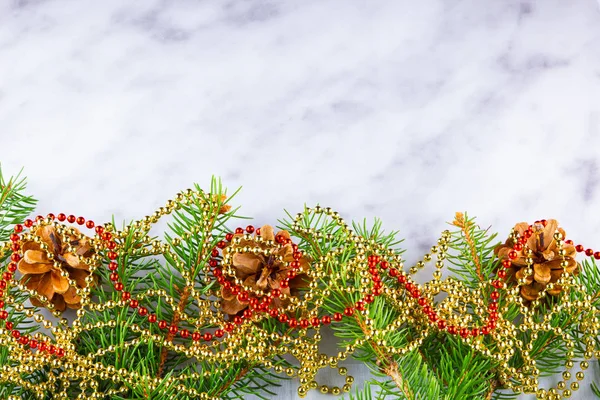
[{"left": 1, "top": 0, "right": 600, "bottom": 398}]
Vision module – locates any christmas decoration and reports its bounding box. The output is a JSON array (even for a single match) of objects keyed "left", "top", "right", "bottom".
[
  {"left": 17, "top": 224, "right": 96, "bottom": 312},
  {"left": 495, "top": 219, "right": 579, "bottom": 301},
  {"left": 220, "top": 224, "right": 310, "bottom": 316},
  {"left": 0, "top": 170, "right": 600, "bottom": 400}
]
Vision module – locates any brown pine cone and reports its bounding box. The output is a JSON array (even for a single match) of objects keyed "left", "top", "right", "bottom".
[
  {"left": 220, "top": 225, "right": 310, "bottom": 316},
  {"left": 495, "top": 219, "right": 578, "bottom": 301},
  {"left": 18, "top": 225, "right": 97, "bottom": 312}
]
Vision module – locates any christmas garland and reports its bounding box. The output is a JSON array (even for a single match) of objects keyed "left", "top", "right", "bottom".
[{"left": 0, "top": 170, "right": 599, "bottom": 400}]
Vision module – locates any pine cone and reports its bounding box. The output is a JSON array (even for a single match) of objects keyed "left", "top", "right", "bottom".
[
  {"left": 495, "top": 219, "right": 578, "bottom": 301},
  {"left": 220, "top": 225, "right": 310, "bottom": 316},
  {"left": 17, "top": 225, "right": 97, "bottom": 312}
]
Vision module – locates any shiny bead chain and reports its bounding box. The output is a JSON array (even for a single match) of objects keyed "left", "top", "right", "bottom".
[{"left": 0, "top": 190, "right": 598, "bottom": 399}]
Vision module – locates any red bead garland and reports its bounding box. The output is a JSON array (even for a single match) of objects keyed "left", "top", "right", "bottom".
[{"left": 2, "top": 218, "right": 594, "bottom": 361}]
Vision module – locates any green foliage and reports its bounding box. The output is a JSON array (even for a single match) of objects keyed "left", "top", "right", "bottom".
[{"left": 2, "top": 170, "right": 600, "bottom": 399}]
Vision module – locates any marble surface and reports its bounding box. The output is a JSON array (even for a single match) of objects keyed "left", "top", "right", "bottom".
[{"left": 1, "top": 0, "right": 600, "bottom": 398}]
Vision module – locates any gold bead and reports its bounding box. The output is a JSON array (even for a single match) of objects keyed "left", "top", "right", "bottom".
[
  {"left": 319, "top": 385, "right": 329, "bottom": 394},
  {"left": 331, "top": 387, "right": 341, "bottom": 395}
]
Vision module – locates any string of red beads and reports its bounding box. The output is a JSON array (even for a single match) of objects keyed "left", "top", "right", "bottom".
[{"left": 2, "top": 217, "right": 595, "bottom": 359}]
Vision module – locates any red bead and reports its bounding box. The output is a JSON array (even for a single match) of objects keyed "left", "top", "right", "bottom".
[
  {"left": 234, "top": 227, "right": 243, "bottom": 234},
  {"left": 373, "top": 287, "right": 383, "bottom": 296},
  {"left": 158, "top": 320, "right": 168, "bottom": 329},
  {"left": 333, "top": 312, "right": 343, "bottom": 322},
  {"left": 102, "top": 232, "right": 112, "bottom": 241},
  {"left": 5, "top": 321, "right": 13, "bottom": 330},
  {"left": 38, "top": 342, "right": 47, "bottom": 352},
  {"left": 288, "top": 318, "right": 298, "bottom": 328},
  {"left": 3, "top": 272, "right": 12, "bottom": 281},
  {"left": 447, "top": 325, "right": 457, "bottom": 335},
  {"left": 203, "top": 333, "right": 213, "bottom": 341},
  {"left": 180, "top": 330, "right": 190, "bottom": 339},
  {"left": 269, "top": 309, "right": 279, "bottom": 318},
  {"left": 502, "top": 259, "right": 512, "bottom": 268},
  {"left": 237, "top": 292, "right": 249, "bottom": 302},
  {"left": 76, "top": 217, "right": 85, "bottom": 225},
  {"left": 10, "top": 233, "right": 19, "bottom": 242},
  {"left": 566, "top": 239, "right": 573, "bottom": 245},
  {"left": 11, "top": 329, "right": 20, "bottom": 339},
  {"left": 114, "top": 282, "right": 124, "bottom": 291},
  {"left": 540, "top": 219, "right": 547, "bottom": 226},
  {"left": 36, "top": 215, "right": 44, "bottom": 221},
  {"left": 85, "top": 220, "right": 95, "bottom": 229},
  {"left": 148, "top": 314, "right": 157, "bottom": 323},
  {"left": 10, "top": 254, "right": 20, "bottom": 262},
  {"left": 389, "top": 268, "right": 399, "bottom": 277},
  {"left": 48, "top": 345, "right": 56, "bottom": 355},
  {"left": 225, "top": 233, "right": 234, "bottom": 242},
  {"left": 138, "top": 307, "right": 148, "bottom": 316},
  {"left": 437, "top": 320, "right": 447, "bottom": 330},
  {"left": 471, "top": 328, "right": 480, "bottom": 336},
  {"left": 243, "top": 309, "right": 252, "bottom": 319},
  {"left": 299, "top": 319, "right": 310, "bottom": 329},
  {"left": 287, "top": 270, "right": 297, "bottom": 279},
  {"left": 343, "top": 307, "right": 354, "bottom": 316},
  {"left": 355, "top": 301, "right": 365, "bottom": 311},
  {"left": 209, "top": 259, "right": 218, "bottom": 267},
  {"left": 14, "top": 224, "right": 23, "bottom": 233},
  {"left": 410, "top": 290, "right": 420, "bottom": 299},
  {"left": 95, "top": 225, "right": 104, "bottom": 234},
  {"left": 106, "top": 241, "right": 117, "bottom": 250},
  {"left": 278, "top": 314, "right": 290, "bottom": 324},
  {"left": 192, "top": 332, "right": 201, "bottom": 341},
  {"left": 482, "top": 326, "right": 491, "bottom": 335},
  {"left": 280, "top": 280, "right": 289, "bottom": 288},
  {"left": 271, "top": 288, "right": 281, "bottom": 298},
  {"left": 497, "top": 270, "right": 507, "bottom": 279},
  {"left": 490, "top": 291, "right": 500, "bottom": 300},
  {"left": 508, "top": 250, "right": 518, "bottom": 260},
  {"left": 488, "top": 302, "right": 498, "bottom": 311},
  {"left": 246, "top": 225, "right": 255, "bottom": 233},
  {"left": 459, "top": 328, "right": 470, "bottom": 338},
  {"left": 108, "top": 251, "right": 118, "bottom": 260},
  {"left": 67, "top": 215, "right": 76, "bottom": 223},
  {"left": 211, "top": 249, "right": 219, "bottom": 257},
  {"left": 29, "top": 339, "right": 38, "bottom": 349},
  {"left": 576, "top": 244, "right": 584, "bottom": 252},
  {"left": 24, "top": 219, "right": 33, "bottom": 228},
  {"left": 167, "top": 325, "right": 177, "bottom": 334},
  {"left": 492, "top": 280, "right": 504, "bottom": 289},
  {"left": 217, "top": 241, "right": 227, "bottom": 249},
  {"left": 514, "top": 243, "right": 523, "bottom": 251},
  {"left": 595, "top": 252, "right": 600, "bottom": 260},
  {"left": 397, "top": 275, "right": 407, "bottom": 284},
  {"left": 129, "top": 299, "right": 139, "bottom": 309},
  {"left": 310, "top": 317, "right": 320, "bottom": 327},
  {"left": 108, "top": 262, "right": 118, "bottom": 271},
  {"left": 55, "top": 214, "right": 66, "bottom": 222},
  {"left": 380, "top": 261, "right": 389, "bottom": 269},
  {"left": 109, "top": 273, "right": 119, "bottom": 282},
  {"left": 428, "top": 313, "right": 438, "bottom": 322},
  {"left": 364, "top": 294, "right": 374, "bottom": 304},
  {"left": 11, "top": 243, "right": 20, "bottom": 252},
  {"left": 122, "top": 292, "right": 131, "bottom": 301},
  {"left": 405, "top": 283, "right": 414, "bottom": 292},
  {"left": 233, "top": 316, "right": 242, "bottom": 325},
  {"left": 586, "top": 249, "right": 594, "bottom": 256},
  {"left": 256, "top": 228, "right": 261, "bottom": 235},
  {"left": 0, "top": 280, "right": 6, "bottom": 289},
  {"left": 215, "top": 329, "right": 224, "bottom": 338},
  {"left": 321, "top": 315, "right": 331, "bottom": 325}
]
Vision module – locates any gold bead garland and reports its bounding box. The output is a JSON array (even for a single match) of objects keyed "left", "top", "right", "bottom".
[{"left": 0, "top": 190, "right": 597, "bottom": 399}]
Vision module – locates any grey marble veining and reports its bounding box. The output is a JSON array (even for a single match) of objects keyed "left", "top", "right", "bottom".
[{"left": 1, "top": 0, "right": 600, "bottom": 398}]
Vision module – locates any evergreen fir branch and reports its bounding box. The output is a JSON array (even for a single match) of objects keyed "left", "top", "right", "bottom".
[{"left": 447, "top": 212, "right": 499, "bottom": 288}]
